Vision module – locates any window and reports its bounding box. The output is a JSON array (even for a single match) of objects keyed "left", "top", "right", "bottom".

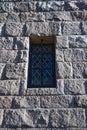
[{"left": 28, "top": 36, "right": 56, "bottom": 88}]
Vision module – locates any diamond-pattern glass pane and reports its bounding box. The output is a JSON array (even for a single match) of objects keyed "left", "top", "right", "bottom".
[
  {"left": 43, "top": 69, "right": 53, "bottom": 86},
  {"left": 32, "top": 54, "right": 41, "bottom": 68},
  {"left": 43, "top": 54, "right": 53, "bottom": 68},
  {"left": 28, "top": 44, "right": 55, "bottom": 87},
  {"left": 43, "top": 45, "right": 53, "bottom": 53},
  {"left": 31, "top": 45, "right": 41, "bottom": 53},
  {"left": 31, "top": 69, "right": 41, "bottom": 86}
]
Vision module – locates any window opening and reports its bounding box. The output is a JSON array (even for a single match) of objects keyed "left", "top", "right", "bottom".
[{"left": 28, "top": 36, "right": 56, "bottom": 88}]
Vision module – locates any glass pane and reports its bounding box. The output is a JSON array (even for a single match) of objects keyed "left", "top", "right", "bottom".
[
  {"left": 32, "top": 54, "right": 41, "bottom": 68},
  {"left": 42, "top": 45, "right": 53, "bottom": 53},
  {"left": 31, "top": 69, "right": 41, "bottom": 86},
  {"left": 42, "top": 69, "right": 53, "bottom": 86},
  {"left": 31, "top": 45, "right": 41, "bottom": 53},
  {"left": 43, "top": 54, "right": 53, "bottom": 68}
]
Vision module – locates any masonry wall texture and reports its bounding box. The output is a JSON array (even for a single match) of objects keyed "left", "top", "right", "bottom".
[{"left": 0, "top": 0, "right": 87, "bottom": 130}]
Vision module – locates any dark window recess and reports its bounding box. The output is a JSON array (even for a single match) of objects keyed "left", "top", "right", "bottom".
[{"left": 28, "top": 36, "right": 56, "bottom": 88}]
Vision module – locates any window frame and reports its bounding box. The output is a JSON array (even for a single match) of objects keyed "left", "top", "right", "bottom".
[{"left": 27, "top": 36, "right": 56, "bottom": 88}]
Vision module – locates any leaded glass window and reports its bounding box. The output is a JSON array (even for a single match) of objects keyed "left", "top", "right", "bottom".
[{"left": 28, "top": 36, "right": 56, "bottom": 88}]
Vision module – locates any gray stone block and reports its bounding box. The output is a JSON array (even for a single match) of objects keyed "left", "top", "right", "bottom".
[
  {"left": 0, "top": 63, "right": 5, "bottom": 79},
  {"left": 5, "top": 63, "right": 27, "bottom": 79},
  {"left": 56, "top": 80, "right": 64, "bottom": 94},
  {"left": 50, "top": 109, "right": 86, "bottom": 128},
  {"left": 20, "top": 12, "right": 45, "bottom": 22},
  {"left": 12, "top": 96, "right": 40, "bottom": 108},
  {"left": 0, "top": 37, "right": 13, "bottom": 49},
  {"left": 0, "top": 80, "right": 20, "bottom": 95},
  {"left": 3, "top": 109, "right": 23, "bottom": 127},
  {"left": 0, "top": 110, "right": 4, "bottom": 127},
  {"left": 68, "top": 36, "right": 87, "bottom": 48},
  {"left": 82, "top": 22, "right": 87, "bottom": 34},
  {"left": 40, "top": 95, "right": 73, "bottom": 108},
  {"left": 56, "top": 62, "right": 72, "bottom": 79},
  {"left": 46, "top": 11, "right": 72, "bottom": 21},
  {"left": 0, "top": 13, "right": 7, "bottom": 23},
  {"left": 71, "top": 11, "right": 87, "bottom": 21},
  {"left": 14, "top": 2, "right": 34, "bottom": 12},
  {"left": 75, "top": 95, "right": 87, "bottom": 107},
  {"left": 0, "top": 50, "right": 28, "bottom": 63},
  {"left": 65, "top": 1, "right": 87, "bottom": 11},
  {"left": 0, "top": 2, "right": 14, "bottom": 13},
  {"left": 62, "top": 22, "right": 81, "bottom": 35},
  {"left": 63, "top": 49, "right": 72, "bottom": 61},
  {"left": 0, "top": 96, "right": 12, "bottom": 108},
  {"left": 50, "top": 109, "right": 70, "bottom": 127},
  {"left": 5, "top": 22, "right": 23, "bottom": 36},
  {"left": 7, "top": 13, "right": 20, "bottom": 22},
  {"left": 56, "top": 36, "right": 68, "bottom": 48},
  {"left": 14, "top": 37, "right": 29, "bottom": 50},
  {"left": 47, "top": 1, "right": 65, "bottom": 11},
  {"left": 64, "top": 80, "right": 85, "bottom": 95},
  {"left": 69, "top": 109, "right": 86, "bottom": 127},
  {"left": 56, "top": 49, "right": 64, "bottom": 62},
  {"left": 73, "top": 62, "right": 87, "bottom": 78}
]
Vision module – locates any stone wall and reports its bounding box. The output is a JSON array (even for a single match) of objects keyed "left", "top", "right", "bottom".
[{"left": 0, "top": 0, "right": 87, "bottom": 130}]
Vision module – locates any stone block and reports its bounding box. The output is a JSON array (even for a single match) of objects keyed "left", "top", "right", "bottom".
[
  {"left": 47, "top": 1, "right": 65, "bottom": 11},
  {"left": 5, "top": 63, "right": 27, "bottom": 79},
  {"left": 0, "top": 13, "right": 7, "bottom": 23},
  {"left": 56, "top": 62, "right": 72, "bottom": 79},
  {"left": 69, "top": 109, "right": 86, "bottom": 127},
  {"left": 7, "top": 13, "right": 20, "bottom": 22},
  {"left": 5, "top": 22, "right": 23, "bottom": 36},
  {"left": 56, "top": 36, "right": 68, "bottom": 48},
  {"left": 0, "top": 80, "right": 20, "bottom": 95},
  {"left": 72, "top": 49, "right": 85, "bottom": 61},
  {"left": 71, "top": 11, "right": 87, "bottom": 21},
  {"left": 26, "top": 88, "right": 58, "bottom": 96},
  {"left": 63, "top": 49, "right": 72, "bottom": 61},
  {"left": 12, "top": 96, "right": 40, "bottom": 108},
  {"left": 56, "top": 80, "right": 64, "bottom": 94},
  {"left": 0, "top": 96, "right": 12, "bottom": 108},
  {"left": 46, "top": 11, "right": 72, "bottom": 21},
  {"left": 25, "top": 109, "right": 49, "bottom": 127},
  {"left": 0, "top": 50, "right": 28, "bottom": 63},
  {"left": 40, "top": 95, "right": 73, "bottom": 108},
  {"left": 82, "top": 22, "right": 87, "bottom": 34},
  {"left": 68, "top": 36, "right": 87, "bottom": 48},
  {"left": 56, "top": 49, "right": 64, "bottom": 62},
  {"left": 0, "top": 23, "right": 4, "bottom": 36},
  {"left": 62, "top": 22, "right": 81, "bottom": 35},
  {"left": 0, "top": 63, "right": 5, "bottom": 79},
  {"left": 65, "top": 1, "right": 87, "bottom": 11},
  {"left": 50, "top": 109, "right": 69, "bottom": 127},
  {"left": 0, "top": 2, "right": 14, "bottom": 13},
  {"left": 3, "top": 109, "right": 23, "bottom": 127},
  {"left": 52, "top": 22, "right": 61, "bottom": 35},
  {"left": 26, "top": 22, "right": 52, "bottom": 36},
  {"left": 14, "top": 2, "right": 34, "bottom": 12},
  {"left": 50, "top": 109, "right": 86, "bottom": 128},
  {"left": 4, "top": 109, "right": 49, "bottom": 127},
  {"left": 75, "top": 95, "right": 87, "bottom": 107},
  {"left": 0, "top": 37, "right": 13, "bottom": 49},
  {"left": 20, "top": 12, "right": 45, "bottom": 22},
  {"left": 14, "top": 37, "right": 29, "bottom": 50},
  {"left": 73, "top": 62, "right": 87, "bottom": 78},
  {"left": 64, "top": 80, "right": 85, "bottom": 95},
  {"left": 0, "top": 110, "right": 4, "bottom": 127}
]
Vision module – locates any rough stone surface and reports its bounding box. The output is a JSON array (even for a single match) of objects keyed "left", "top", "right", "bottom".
[
  {"left": 0, "top": 80, "right": 20, "bottom": 95},
  {"left": 0, "top": 0, "right": 87, "bottom": 129}
]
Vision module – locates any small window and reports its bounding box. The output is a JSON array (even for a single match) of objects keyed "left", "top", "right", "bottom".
[{"left": 28, "top": 36, "right": 56, "bottom": 88}]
